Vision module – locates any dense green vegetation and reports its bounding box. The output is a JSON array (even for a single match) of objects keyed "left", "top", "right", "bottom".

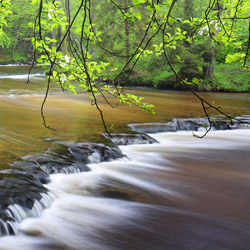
[{"left": 0, "top": 0, "right": 250, "bottom": 94}]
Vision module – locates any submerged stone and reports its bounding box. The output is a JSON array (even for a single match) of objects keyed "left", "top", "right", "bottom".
[
  {"left": 9, "top": 161, "right": 50, "bottom": 184},
  {"left": 53, "top": 141, "right": 124, "bottom": 164},
  {"left": 129, "top": 116, "right": 250, "bottom": 133},
  {"left": 22, "top": 151, "right": 88, "bottom": 174},
  {"left": 0, "top": 173, "right": 48, "bottom": 210},
  {"left": 128, "top": 122, "right": 176, "bottom": 133},
  {"left": 103, "top": 133, "right": 158, "bottom": 145}
]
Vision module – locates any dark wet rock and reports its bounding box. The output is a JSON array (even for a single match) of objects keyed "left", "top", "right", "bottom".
[
  {"left": 0, "top": 158, "right": 53, "bottom": 236},
  {"left": 172, "top": 118, "right": 232, "bottom": 131},
  {"left": 0, "top": 218, "right": 15, "bottom": 236},
  {"left": 21, "top": 151, "right": 88, "bottom": 174},
  {"left": 0, "top": 173, "right": 48, "bottom": 210},
  {"left": 101, "top": 190, "right": 131, "bottom": 200},
  {"left": 103, "top": 133, "right": 158, "bottom": 145},
  {"left": 94, "top": 177, "right": 158, "bottom": 203},
  {"left": 9, "top": 161, "right": 50, "bottom": 184},
  {"left": 129, "top": 116, "right": 250, "bottom": 133},
  {"left": 0, "top": 210, "right": 14, "bottom": 222},
  {"left": 20, "top": 141, "right": 123, "bottom": 175},
  {"left": 173, "top": 117, "right": 250, "bottom": 131},
  {"left": 53, "top": 141, "right": 124, "bottom": 164},
  {"left": 0, "top": 170, "right": 48, "bottom": 236},
  {"left": 128, "top": 123, "right": 176, "bottom": 133}
]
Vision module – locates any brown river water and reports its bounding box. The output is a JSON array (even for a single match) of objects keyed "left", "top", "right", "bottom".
[{"left": 0, "top": 65, "right": 250, "bottom": 249}]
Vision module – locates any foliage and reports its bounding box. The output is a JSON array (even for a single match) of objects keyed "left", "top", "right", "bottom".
[{"left": 0, "top": 0, "right": 12, "bottom": 47}]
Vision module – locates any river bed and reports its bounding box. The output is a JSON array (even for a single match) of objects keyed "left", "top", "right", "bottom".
[{"left": 0, "top": 66, "right": 250, "bottom": 249}]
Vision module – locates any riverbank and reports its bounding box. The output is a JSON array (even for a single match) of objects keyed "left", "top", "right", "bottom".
[
  {"left": 1, "top": 59, "right": 249, "bottom": 93},
  {"left": 100, "top": 62, "right": 250, "bottom": 93}
]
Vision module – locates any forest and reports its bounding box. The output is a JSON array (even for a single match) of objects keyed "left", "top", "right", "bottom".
[
  {"left": 0, "top": 1, "right": 250, "bottom": 249},
  {"left": 0, "top": 0, "right": 250, "bottom": 93}
]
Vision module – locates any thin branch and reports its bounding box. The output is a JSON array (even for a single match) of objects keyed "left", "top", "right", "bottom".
[{"left": 243, "top": 19, "right": 250, "bottom": 67}]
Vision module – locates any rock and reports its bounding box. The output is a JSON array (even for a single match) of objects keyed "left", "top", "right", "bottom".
[
  {"left": 128, "top": 116, "right": 250, "bottom": 133},
  {"left": 20, "top": 141, "right": 124, "bottom": 175},
  {"left": 0, "top": 170, "right": 48, "bottom": 235},
  {"left": 22, "top": 151, "right": 87, "bottom": 174},
  {"left": 103, "top": 133, "right": 158, "bottom": 145},
  {"left": 0, "top": 140, "right": 124, "bottom": 236},
  {"left": 53, "top": 141, "right": 124, "bottom": 164},
  {"left": 9, "top": 161, "right": 50, "bottom": 184},
  {"left": 128, "top": 123, "right": 176, "bottom": 133},
  {"left": 0, "top": 173, "right": 48, "bottom": 210}
]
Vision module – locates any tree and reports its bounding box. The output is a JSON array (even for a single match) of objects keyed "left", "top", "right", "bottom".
[
  {"left": 201, "top": 1, "right": 223, "bottom": 79},
  {"left": 0, "top": 0, "right": 12, "bottom": 48},
  {"left": 124, "top": 0, "right": 130, "bottom": 65},
  {"left": 2, "top": 0, "right": 37, "bottom": 60},
  {"left": 178, "top": 0, "right": 202, "bottom": 80}
]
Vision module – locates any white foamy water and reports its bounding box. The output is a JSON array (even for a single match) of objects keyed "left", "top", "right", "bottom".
[
  {"left": 0, "top": 73, "right": 44, "bottom": 79},
  {"left": 0, "top": 64, "right": 30, "bottom": 67},
  {"left": 0, "top": 129, "right": 250, "bottom": 250}
]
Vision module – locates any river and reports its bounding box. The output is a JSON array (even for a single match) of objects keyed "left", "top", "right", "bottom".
[{"left": 0, "top": 65, "right": 250, "bottom": 249}]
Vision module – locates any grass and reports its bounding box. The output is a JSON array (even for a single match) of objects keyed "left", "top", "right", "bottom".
[
  {"left": 213, "top": 62, "right": 250, "bottom": 92},
  {"left": 0, "top": 49, "right": 29, "bottom": 64},
  {"left": 98, "top": 61, "right": 250, "bottom": 92},
  {"left": 0, "top": 49, "right": 249, "bottom": 93}
]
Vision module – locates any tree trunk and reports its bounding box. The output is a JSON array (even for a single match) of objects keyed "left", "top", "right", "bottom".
[
  {"left": 203, "top": 41, "right": 214, "bottom": 79},
  {"left": 179, "top": 0, "right": 198, "bottom": 80},
  {"left": 58, "top": 21, "right": 63, "bottom": 52},
  {"left": 183, "top": 0, "right": 193, "bottom": 47},
  {"left": 90, "top": 0, "right": 96, "bottom": 58},
  {"left": 11, "top": 26, "right": 21, "bottom": 58},
  {"left": 64, "top": 0, "right": 71, "bottom": 54},
  {"left": 52, "top": 28, "right": 57, "bottom": 48},
  {"left": 124, "top": 0, "right": 130, "bottom": 65},
  {"left": 203, "top": 1, "right": 222, "bottom": 79}
]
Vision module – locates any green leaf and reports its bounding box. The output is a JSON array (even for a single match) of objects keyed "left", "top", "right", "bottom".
[
  {"left": 37, "top": 58, "right": 43, "bottom": 63},
  {"left": 53, "top": 71, "right": 57, "bottom": 78},
  {"left": 192, "top": 78, "right": 199, "bottom": 84},
  {"left": 147, "top": 5, "right": 153, "bottom": 11},
  {"left": 154, "top": 4, "right": 160, "bottom": 12},
  {"left": 134, "top": 12, "right": 141, "bottom": 21}
]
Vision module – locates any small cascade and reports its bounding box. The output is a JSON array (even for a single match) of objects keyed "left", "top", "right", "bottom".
[
  {"left": 103, "top": 133, "right": 158, "bottom": 145},
  {"left": 0, "top": 219, "right": 13, "bottom": 236},
  {"left": 9, "top": 192, "right": 55, "bottom": 221},
  {"left": 0, "top": 125, "right": 250, "bottom": 249},
  {"left": 0, "top": 192, "right": 55, "bottom": 237},
  {"left": 128, "top": 116, "right": 250, "bottom": 133},
  {"left": 0, "top": 140, "right": 124, "bottom": 237},
  {"left": 40, "top": 165, "right": 81, "bottom": 175}
]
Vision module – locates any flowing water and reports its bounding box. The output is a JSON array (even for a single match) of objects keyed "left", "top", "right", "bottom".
[{"left": 0, "top": 65, "right": 250, "bottom": 249}]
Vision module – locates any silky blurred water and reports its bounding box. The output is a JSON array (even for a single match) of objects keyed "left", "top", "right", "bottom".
[{"left": 0, "top": 65, "right": 250, "bottom": 249}]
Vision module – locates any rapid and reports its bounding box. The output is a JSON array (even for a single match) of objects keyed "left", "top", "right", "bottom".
[{"left": 0, "top": 65, "right": 250, "bottom": 250}]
